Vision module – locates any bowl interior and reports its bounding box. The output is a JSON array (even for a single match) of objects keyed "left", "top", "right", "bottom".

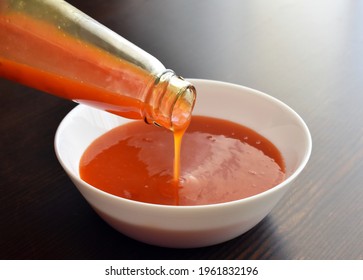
[{"left": 55, "top": 79, "right": 311, "bottom": 193}]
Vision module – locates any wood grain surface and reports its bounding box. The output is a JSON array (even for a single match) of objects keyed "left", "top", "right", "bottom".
[{"left": 1, "top": 0, "right": 362, "bottom": 259}]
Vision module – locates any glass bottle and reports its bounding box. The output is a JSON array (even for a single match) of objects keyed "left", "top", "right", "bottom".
[{"left": 0, "top": 0, "right": 196, "bottom": 131}]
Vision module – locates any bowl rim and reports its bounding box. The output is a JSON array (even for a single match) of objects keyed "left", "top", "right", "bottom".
[{"left": 54, "top": 79, "right": 312, "bottom": 211}]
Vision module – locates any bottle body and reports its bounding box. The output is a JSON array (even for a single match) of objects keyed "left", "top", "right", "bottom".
[{"left": 0, "top": 0, "right": 195, "bottom": 131}]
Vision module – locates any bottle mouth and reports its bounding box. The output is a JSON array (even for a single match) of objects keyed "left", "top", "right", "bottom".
[
  {"left": 146, "top": 73, "right": 196, "bottom": 131},
  {"left": 171, "top": 85, "right": 196, "bottom": 132}
]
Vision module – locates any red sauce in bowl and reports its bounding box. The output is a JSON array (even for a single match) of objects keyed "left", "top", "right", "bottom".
[{"left": 79, "top": 116, "right": 285, "bottom": 206}]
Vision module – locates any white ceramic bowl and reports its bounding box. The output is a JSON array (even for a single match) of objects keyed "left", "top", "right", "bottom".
[{"left": 54, "top": 79, "right": 312, "bottom": 248}]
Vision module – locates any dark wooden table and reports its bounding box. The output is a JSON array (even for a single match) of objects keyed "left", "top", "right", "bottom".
[{"left": 1, "top": 0, "right": 363, "bottom": 260}]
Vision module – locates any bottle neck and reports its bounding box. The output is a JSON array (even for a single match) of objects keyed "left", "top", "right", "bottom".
[{"left": 144, "top": 71, "right": 196, "bottom": 132}]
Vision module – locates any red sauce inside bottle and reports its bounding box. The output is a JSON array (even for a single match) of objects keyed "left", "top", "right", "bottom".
[
  {"left": 0, "top": 12, "right": 152, "bottom": 120},
  {"left": 79, "top": 116, "right": 285, "bottom": 206}
]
